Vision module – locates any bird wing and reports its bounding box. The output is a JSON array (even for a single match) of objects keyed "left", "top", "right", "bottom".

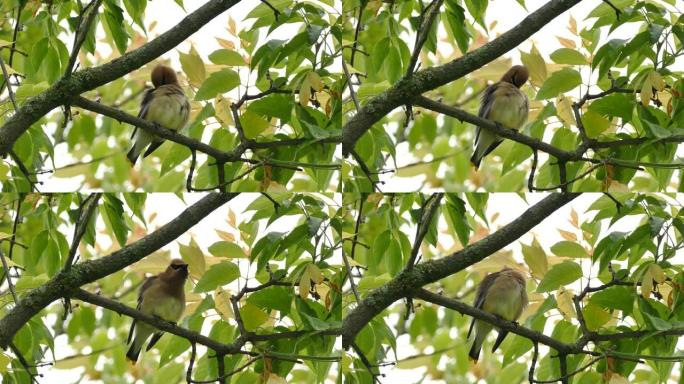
[
  {"left": 467, "top": 270, "right": 501, "bottom": 339},
  {"left": 127, "top": 276, "right": 157, "bottom": 344},
  {"left": 473, "top": 83, "right": 498, "bottom": 148},
  {"left": 130, "top": 87, "right": 156, "bottom": 140}
]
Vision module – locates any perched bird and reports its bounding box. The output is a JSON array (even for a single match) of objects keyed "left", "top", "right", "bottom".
[
  {"left": 127, "top": 64, "right": 190, "bottom": 164},
  {"left": 467, "top": 267, "right": 528, "bottom": 361},
  {"left": 126, "top": 258, "right": 189, "bottom": 363},
  {"left": 470, "top": 65, "right": 529, "bottom": 168}
]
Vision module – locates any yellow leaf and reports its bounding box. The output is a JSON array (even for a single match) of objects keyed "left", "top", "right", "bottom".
[
  {"left": 522, "top": 238, "right": 548, "bottom": 279},
  {"left": 179, "top": 46, "right": 206, "bottom": 88},
  {"left": 558, "top": 229, "right": 577, "bottom": 242},
  {"left": 520, "top": 44, "right": 547, "bottom": 87},
  {"left": 214, "top": 288, "right": 234, "bottom": 321},
  {"left": 227, "top": 16, "right": 237, "bottom": 36},
  {"left": 0, "top": 232, "right": 12, "bottom": 240},
  {"left": 641, "top": 71, "right": 655, "bottom": 107},
  {"left": 299, "top": 77, "right": 312, "bottom": 107},
  {"left": 568, "top": 16, "right": 577, "bottom": 35},
  {"left": 228, "top": 209, "right": 237, "bottom": 228},
  {"left": 556, "top": 287, "right": 576, "bottom": 321},
  {"left": 299, "top": 268, "right": 311, "bottom": 299},
  {"left": 557, "top": 36, "right": 576, "bottom": 49},
  {"left": 216, "top": 37, "right": 235, "bottom": 50},
  {"left": 649, "top": 263, "right": 665, "bottom": 283},
  {"left": 641, "top": 268, "right": 653, "bottom": 299},
  {"left": 308, "top": 264, "right": 324, "bottom": 284},
  {"left": 307, "top": 71, "right": 324, "bottom": 92},
  {"left": 216, "top": 229, "right": 235, "bottom": 242},
  {"left": 555, "top": 94, "right": 576, "bottom": 127},
  {"left": 570, "top": 209, "right": 579, "bottom": 228},
  {"left": 179, "top": 239, "right": 206, "bottom": 278},
  {"left": 0, "top": 39, "right": 12, "bottom": 48},
  {"left": 214, "top": 94, "right": 233, "bottom": 127}
]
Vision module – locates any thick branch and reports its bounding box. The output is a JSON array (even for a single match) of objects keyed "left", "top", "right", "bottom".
[
  {"left": 73, "top": 97, "right": 242, "bottom": 162},
  {"left": 0, "top": 193, "right": 237, "bottom": 348},
  {"left": 73, "top": 288, "right": 242, "bottom": 354},
  {"left": 413, "top": 97, "right": 573, "bottom": 160},
  {"left": 414, "top": 289, "right": 577, "bottom": 354},
  {"left": 341, "top": 0, "right": 583, "bottom": 154},
  {"left": 0, "top": 0, "right": 241, "bottom": 156},
  {"left": 341, "top": 193, "right": 579, "bottom": 348}
]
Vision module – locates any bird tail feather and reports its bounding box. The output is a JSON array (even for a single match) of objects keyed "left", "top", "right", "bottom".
[{"left": 126, "top": 343, "right": 141, "bottom": 362}]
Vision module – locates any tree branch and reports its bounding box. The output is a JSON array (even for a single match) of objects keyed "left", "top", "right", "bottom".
[
  {"left": 64, "top": 0, "right": 103, "bottom": 77},
  {"left": 64, "top": 193, "right": 102, "bottom": 270}
]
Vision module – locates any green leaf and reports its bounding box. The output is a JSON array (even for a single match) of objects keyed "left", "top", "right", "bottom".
[
  {"left": 208, "top": 241, "right": 247, "bottom": 258},
  {"left": 103, "top": 2, "right": 129, "bottom": 54},
  {"left": 536, "top": 261, "right": 582, "bottom": 292},
  {"left": 588, "top": 93, "right": 635, "bottom": 120},
  {"left": 246, "top": 286, "right": 293, "bottom": 314},
  {"left": 240, "top": 110, "right": 270, "bottom": 139},
  {"left": 444, "top": 198, "right": 470, "bottom": 247},
  {"left": 550, "top": 241, "right": 588, "bottom": 258},
  {"left": 194, "top": 69, "right": 240, "bottom": 101},
  {"left": 247, "top": 94, "right": 293, "bottom": 122},
  {"left": 208, "top": 49, "right": 247, "bottom": 66},
  {"left": 102, "top": 196, "right": 129, "bottom": 247},
  {"left": 589, "top": 286, "right": 634, "bottom": 313},
  {"left": 644, "top": 313, "right": 672, "bottom": 331},
  {"left": 550, "top": 48, "right": 587, "bottom": 65},
  {"left": 194, "top": 262, "right": 240, "bottom": 293},
  {"left": 582, "top": 304, "right": 611, "bottom": 331},
  {"left": 536, "top": 68, "right": 582, "bottom": 100},
  {"left": 581, "top": 110, "right": 611, "bottom": 138}
]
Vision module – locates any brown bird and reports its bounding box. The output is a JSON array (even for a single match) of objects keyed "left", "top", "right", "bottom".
[
  {"left": 471, "top": 65, "right": 529, "bottom": 168},
  {"left": 467, "top": 267, "right": 528, "bottom": 361},
  {"left": 126, "top": 258, "right": 189, "bottom": 362},
  {"left": 127, "top": 65, "right": 190, "bottom": 164}
]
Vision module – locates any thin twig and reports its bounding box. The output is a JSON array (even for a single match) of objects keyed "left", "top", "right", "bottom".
[
  {"left": 342, "top": 58, "right": 360, "bottom": 112},
  {"left": 64, "top": 193, "right": 102, "bottom": 270},
  {"left": 0, "top": 248, "right": 19, "bottom": 304},
  {"left": 0, "top": 54, "right": 18, "bottom": 111},
  {"left": 405, "top": 194, "right": 443, "bottom": 269},
  {"left": 405, "top": 0, "right": 444, "bottom": 76},
  {"left": 64, "top": 0, "right": 103, "bottom": 78}
]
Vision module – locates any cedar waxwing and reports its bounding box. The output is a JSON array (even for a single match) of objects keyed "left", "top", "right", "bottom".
[
  {"left": 127, "top": 65, "right": 190, "bottom": 164},
  {"left": 467, "top": 267, "right": 528, "bottom": 361},
  {"left": 126, "top": 258, "right": 189, "bottom": 362},
  {"left": 470, "top": 65, "right": 529, "bottom": 168}
]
